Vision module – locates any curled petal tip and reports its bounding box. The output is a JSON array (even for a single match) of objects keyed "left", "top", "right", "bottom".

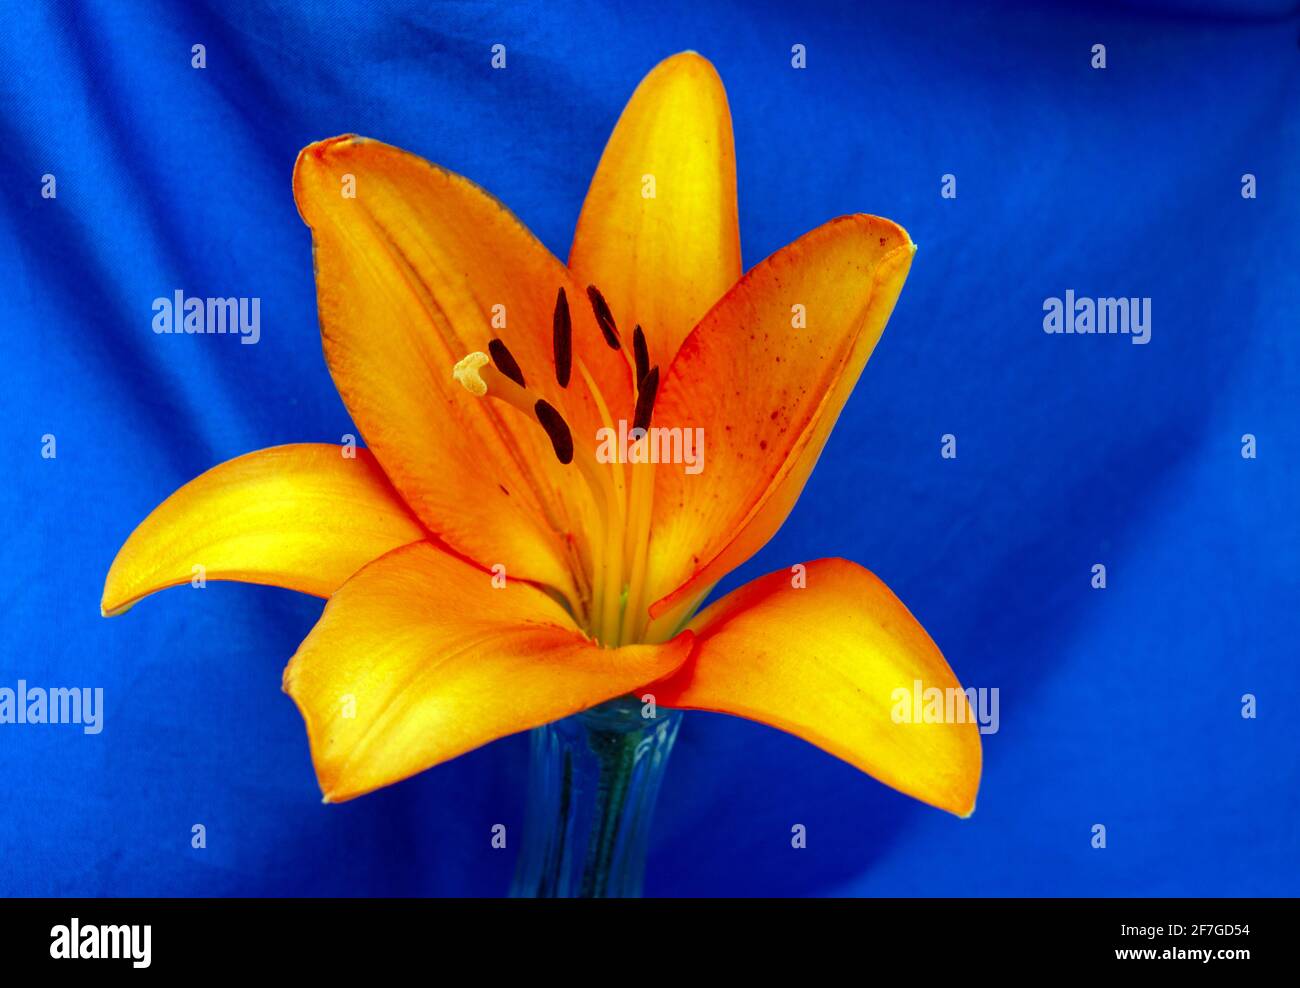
[
  {"left": 293, "top": 134, "right": 365, "bottom": 223},
  {"left": 295, "top": 133, "right": 362, "bottom": 166}
]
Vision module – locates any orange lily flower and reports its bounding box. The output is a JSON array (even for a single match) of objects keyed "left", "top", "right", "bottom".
[{"left": 102, "top": 52, "right": 980, "bottom": 817}]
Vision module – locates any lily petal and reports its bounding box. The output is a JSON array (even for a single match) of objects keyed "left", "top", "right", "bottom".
[
  {"left": 569, "top": 51, "right": 742, "bottom": 365},
  {"left": 653, "top": 559, "right": 981, "bottom": 816},
  {"left": 102, "top": 444, "right": 426, "bottom": 616},
  {"left": 646, "top": 215, "right": 915, "bottom": 619},
  {"left": 294, "top": 136, "right": 632, "bottom": 602},
  {"left": 283, "top": 541, "right": 694, "bottom": 802}
]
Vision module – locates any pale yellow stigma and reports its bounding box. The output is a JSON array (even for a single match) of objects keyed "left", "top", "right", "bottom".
[{"left": 453, "top": 351, "right": 490, "bottom": 396}]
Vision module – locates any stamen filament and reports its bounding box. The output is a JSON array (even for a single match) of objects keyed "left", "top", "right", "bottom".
[
  {"left": 619, "top": 423, "right": 659, "bottom": 644},
  {"left": 576, "top": 359, "right": 630, "bottom": 645},
  {"left": 454, "top": 349, "right": 627, "bottom": 644},
  {"left": 455, "top": 295, "right": 665, "bottom": 647},
  {"left": 619, "top": 365, "right": 659, "bottom": 644}
]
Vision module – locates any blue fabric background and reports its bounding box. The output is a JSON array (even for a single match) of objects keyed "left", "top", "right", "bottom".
[{"left": 2, "top": 0, "right": 1297, "bottom": 896}]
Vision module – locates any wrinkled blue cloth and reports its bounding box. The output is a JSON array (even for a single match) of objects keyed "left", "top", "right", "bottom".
[{"left": 2, "top": 0, "right": 1297, "bottom": 896}]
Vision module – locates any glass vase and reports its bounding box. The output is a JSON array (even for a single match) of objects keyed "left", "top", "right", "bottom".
[{"left": 510, "top": 695, "right": 682, "bottom": 898}]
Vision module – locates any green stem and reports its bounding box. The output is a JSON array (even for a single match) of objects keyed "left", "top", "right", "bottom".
[
  {"left": 512, "top": 698, "right": 682, "bottom": 897},
  {"left": 579, "top": 726, "right": 641, "bottom": 897}
]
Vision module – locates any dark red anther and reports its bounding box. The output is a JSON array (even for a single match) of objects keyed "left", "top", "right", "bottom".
[
  {"left": 631, "top": 365, "right": 659, "bottom": 434},
  {"left": 534, "top": 399, "right": 574, "bottom": 465},
  {"left": 632, "top": 324, "right": 649, "bottom": 388},
  {"left": 553, "top": 287, "right": 572, "bottom": 388},
  {"left": 488, "top": 338, "right": 526, "bottom": 388},
  {"left": 586, "top": 285, "right": 621, "bottom": 350}
]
